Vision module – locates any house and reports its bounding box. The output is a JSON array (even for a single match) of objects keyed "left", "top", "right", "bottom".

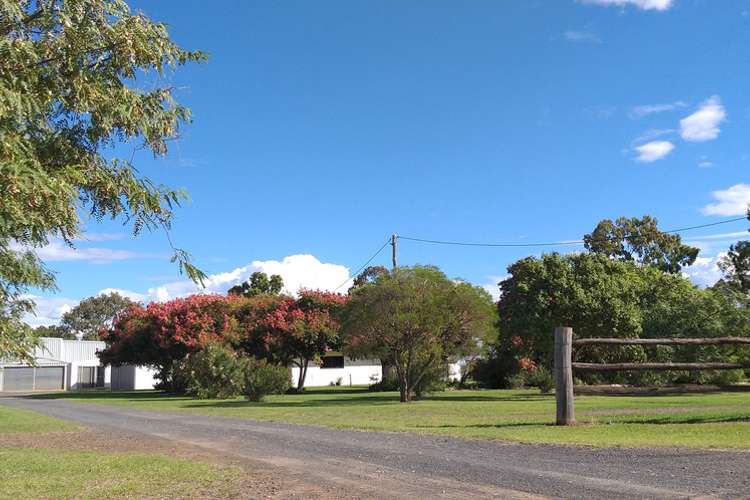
[
  {"left": 0, "top": 337, "right": 157, "bottom": 392},
  {"left": 289, "top": 353, "right": 464, "bottom": 388},
  {"left": 290, "top": 353, "right": 382, "bottom": 388}
]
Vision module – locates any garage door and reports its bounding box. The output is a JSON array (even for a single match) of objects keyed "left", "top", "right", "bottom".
[{"left": 2, "top": 366, "right": 65, "bottom": 391}]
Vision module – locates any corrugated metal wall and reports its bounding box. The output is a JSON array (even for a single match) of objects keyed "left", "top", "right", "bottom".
[{"left": 35, "top": 338, "right": 104, "bottom": 363}]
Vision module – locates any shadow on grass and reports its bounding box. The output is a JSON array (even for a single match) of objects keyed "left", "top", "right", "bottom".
[
  {"left": 27, "top": 390, "right": 194, "bottom": 402},
  {"left": 616, "top": 414, "right": 750, "bottom": 425},
  {"left": 414, "top": 421, "right": 548, "bottom": 430}
]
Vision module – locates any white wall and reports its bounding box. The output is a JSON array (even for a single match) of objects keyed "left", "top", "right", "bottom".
[
  {"left": 291, "top": 358, "right": 382, "bottom": 388},
  {"left": 110, "top": 365, "right": 158, "bottom": 390}
]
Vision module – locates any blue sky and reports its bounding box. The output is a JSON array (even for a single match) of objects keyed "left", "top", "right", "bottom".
[{"left": 28, "top": 0, "right": 750, "bottom": 325}]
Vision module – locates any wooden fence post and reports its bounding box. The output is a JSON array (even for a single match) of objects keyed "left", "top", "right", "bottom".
[{"left": 554, "top": 326, "right": 575, "bottom": 425}]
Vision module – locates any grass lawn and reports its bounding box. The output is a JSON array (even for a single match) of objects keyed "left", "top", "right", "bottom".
[
  {"left": 0, "top": 405, "right": 247, "bottom": 498},
  {"left": 0, "top": 448, "right": 243, "bottom": 499},
  {"left": 0, "top": 404, "right": 78, "bottom": 433},
  {"left": 35, "top": 386, "right": 750, "bottom": 449}
]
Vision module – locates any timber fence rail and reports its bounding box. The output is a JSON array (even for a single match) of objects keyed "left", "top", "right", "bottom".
[{"left": 553, "top": 327, "right": 750, "bottom": 425}]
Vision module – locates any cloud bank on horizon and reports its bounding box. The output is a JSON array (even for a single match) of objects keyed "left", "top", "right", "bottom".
[{"left": 23, "top": 254, "right": 352, "bottom": 327}]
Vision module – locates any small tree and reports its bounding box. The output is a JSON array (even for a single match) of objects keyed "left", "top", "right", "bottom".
[
  {"left": 251, "top": 291, "right": 347, "bottom": 391},
  {"left": 177, "top": 343, "right": 246, "bottom": 399},
  {"left": 32, "top": 324, "right": 75, "bottom": 340},
  {"left": 228, "top": 272, "right": 283, "bottom": 297},
  {"left": 341, "top": 266, "right": 495, "bottom": 402},
  {"left": 61, "top": 292, "right": 137, "bottom": 340}
]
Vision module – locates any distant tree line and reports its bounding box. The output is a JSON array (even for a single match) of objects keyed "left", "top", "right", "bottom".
[{"left": 471, "top": 213, "right": 750, "bottom": 389}]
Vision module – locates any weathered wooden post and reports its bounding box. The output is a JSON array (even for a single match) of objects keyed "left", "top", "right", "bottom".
[{"left": 554, "top": 326, "right": 575, "bottom": 425}]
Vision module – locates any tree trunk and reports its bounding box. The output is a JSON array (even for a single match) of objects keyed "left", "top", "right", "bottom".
[
  {"left": 296, "top": 358, "right": 309, "bottom": 392},
  {"left": 399, "top": 377, "right": 411, "bottom": 402},
  {"left": 395, "top": 361, "right": 411, "bottom": 403}
]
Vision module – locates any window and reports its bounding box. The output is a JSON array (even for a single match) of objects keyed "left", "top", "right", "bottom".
[{"left": 320, "top": 356, "right": 344, "bottom": 369}]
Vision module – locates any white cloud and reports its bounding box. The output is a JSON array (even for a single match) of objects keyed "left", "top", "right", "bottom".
[
  {"left": 580, "top": 0, "right": 674, "bottom": 11},
  {"left": 96, "top": 288, "right": 147, "bottom": 302},
  {"left": 702, "top": 184, "right": 750, "bottom": 216},
  {"left": 685, "top": 231, "right": 748, "bottom": 242},
  {"left": 629, "top": 102, "right": 686, "bottom": 119},
  {"left": 632, "top": 128, "right": 674, "bottom": 144},
  {"left": 145, "top": 254, "right": 351, "bottom": 303},
  {"left": 679, "top": 96, "right": 726, "bottom": 142},
  {"left": 564, "top": 30, "right": 601, "bottom": 43},
  {"left": 635, "top": 140, "right": 675, "bottom": 162},
  {"left": 481, "top": 275, "right": 508, "bottom": 302},
  {"left": 11, "top": 239, "right": 154, "bottom": 264},
  {"left": 698, "top": 161, "right": 714, "bottom": 168},
  {"left": 682, "top": 254, "right": 726, "bottom": 288},
  {"left": 76, "top": 232, "right": 126, "bottom": 242},
  {"left": 22, "top": 295, "right": 79, "bottom": 328}
]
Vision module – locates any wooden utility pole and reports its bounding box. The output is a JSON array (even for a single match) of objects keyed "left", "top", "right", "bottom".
[
  {"left": 391, "top": 234, "right": 397, "bottom": 270},
  {"left": 554, "top": 326, "right": 575, "bottom": 426}
]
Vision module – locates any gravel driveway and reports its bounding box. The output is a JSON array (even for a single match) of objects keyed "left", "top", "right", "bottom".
[{"left": 2, "top": 397, "right": 748, "bottom": 499}]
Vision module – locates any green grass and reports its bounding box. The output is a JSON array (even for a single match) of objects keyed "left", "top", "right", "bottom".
[
  {"left": 36, "top": 386, "right": 750, "bottom": 449},
  {"left": 0, "top": 448, "right": 243, "bottom": 499},
  {"left": 0, "top": 405, "right": 78, "bottom": 433}
]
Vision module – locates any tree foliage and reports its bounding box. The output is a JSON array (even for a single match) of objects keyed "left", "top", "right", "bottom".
[
  {"left": 487, "top": 252, "right": 750, "bottom": 387},
  {"left": 584, "top": 216, "right": 699, "bottom": 273},
  {"left": 245, "top": 290, "right": 347, "bottom": 390},
  {"left": 0, "top": 0, "right": 205, "bottom": 361},
  {"left": 228, "top": 272, "right": 283, "bottom": 297},
  {"left": 718, "top": 240, "right": 750, "bottom": 294},
  {"left": 98, "top": 295, "right": 237, "bottom": 391},
  {"left": 61, "top": 292, "right": 136, "bottom": 340},
  {"left": 341, "top": 266, "right": 496, "bottom": 402},
  {"left": 32, "top": 324, "right": 75, "bottom": 340}
]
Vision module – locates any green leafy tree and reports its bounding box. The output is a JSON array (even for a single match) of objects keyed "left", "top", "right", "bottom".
[
  {"left": 350, "top": 266, "right": 389, "bottom": 290},
  {"left": 341, "top": 266, "right": 496, "bottom": 402},
  {"left": 228, "top": 272, "right": 283, "bottom": 297},
  {"left": 490, "top": 252, "right": 750, "bottom": 387},
  {"left": 0, "top": 0, "right": 206, "bottom": 361},
  {"left": 61, "top": 292, "right": 137, "bottom": 340},
  {"left": 32, "top": 324, "right": 74, "bottom": 340},
  {"left": 498, "top": 253, "right": 647, "bottom": 370},
  {"left": 584, "top": 216, "right": 699, "bottom": 273},
  {"left": 717, "top": 241, "right": 750, "bottom": 294}
]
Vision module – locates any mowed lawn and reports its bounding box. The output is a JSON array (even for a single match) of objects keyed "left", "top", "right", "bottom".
[
  {"left": 0, "top": 405, "right": 245, "bottom": 499},
  {"left": 36, "top": 387, "right": 750, "bottom": 449}
]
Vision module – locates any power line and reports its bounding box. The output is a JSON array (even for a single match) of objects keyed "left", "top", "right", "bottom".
[
  {"left": 334, "top": 238, "right": 391, "bottom": 291},
  {"left": 398, "top": 216, "right": 748, "bottom": 248}
]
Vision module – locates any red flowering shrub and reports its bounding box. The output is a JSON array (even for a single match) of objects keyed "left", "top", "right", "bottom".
[
  {"left": 98, "top": 294, "right": 239, "bottom": 391},
  {"left": 518, "top": 357, "right": 537, "bottom": 372},
  {"left": 242, "top": 290, "right": 348, "bottom": 390}
]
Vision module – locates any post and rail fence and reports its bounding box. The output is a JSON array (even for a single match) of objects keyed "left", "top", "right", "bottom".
[{"left": 553, "top": 327, "right": 750, "bottom": 426}]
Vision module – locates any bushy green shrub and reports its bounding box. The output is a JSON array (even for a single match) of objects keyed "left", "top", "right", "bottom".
[
  {"left": 177, "top": 343, "right": 246, "bottom": 399},
  {"left": 506, "top": 366, "right": 554, "bottom": 393},
  {"left": 243, "top": 358, "right": 291, "bottom": 402},
  {"left": 368, "top": 374, "right": 399, "bottom": 392},
  {"left": 526, "top": 366, "right": 554, "bottom": 393}
]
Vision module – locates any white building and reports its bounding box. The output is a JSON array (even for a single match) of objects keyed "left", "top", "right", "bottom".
[
  {"left": 0, "top": 337, "right": 109, "bottom": 392},
  {"left": 289, "top": 354, "right": 463, "bottom": 388},
  {"left": 0, "top": 337, "right": 157, "bottom": 392},
  {"left": 290, "top": 353, "right": 383, "bottom": 388}
]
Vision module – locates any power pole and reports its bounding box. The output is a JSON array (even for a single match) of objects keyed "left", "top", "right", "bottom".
[{"left": 391, "top": 233, "right": 397, "bottom": 271}]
